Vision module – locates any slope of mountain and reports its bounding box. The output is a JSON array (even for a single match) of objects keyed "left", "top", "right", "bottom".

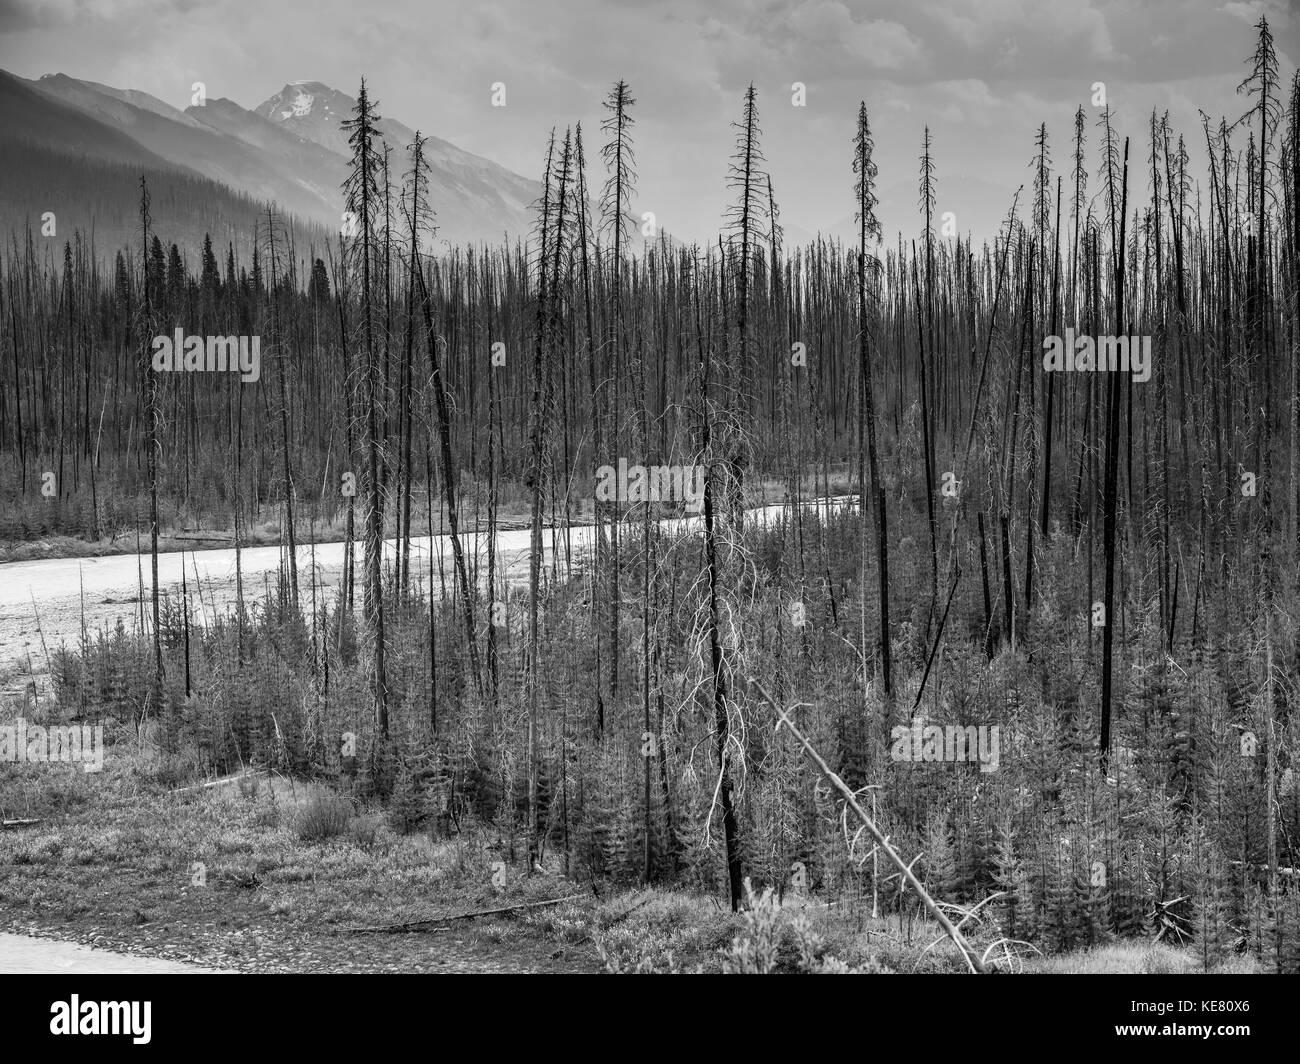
[
  {"left": 0, "top": 132, "right": 332, "bottom": 262},
  {"left": 0, "top": 70, "right": 180, "bottom": 171},
  {"left": 30, "top": 74, "right": 340, "bottom": 229},
  {"left": 256, "top": 82, "right": 540, "bottom": 246},
  {"left": 64, "top": 77, "right": 208, "bottom": 130},
  {"left": 0, "top": 72, "right": 335, "bottom": 258},
  {"left": 187, "top": 95, "right": 349, "bottom": 213}
]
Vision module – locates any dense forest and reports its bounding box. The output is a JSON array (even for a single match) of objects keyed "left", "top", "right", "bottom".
[
  {"left": 4, "top": 15, "right": 1299, "bottom": 972},
  {"left": 0, "top": 141, "right": 328, "bottom": 283}
]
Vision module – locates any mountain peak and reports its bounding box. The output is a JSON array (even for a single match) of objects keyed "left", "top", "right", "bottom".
[
  {"left": 256, "top": 82, "right": 355, "bottom": 143},
  {"left": 257, "top": 81, "right": 390, "bottom": 163}
]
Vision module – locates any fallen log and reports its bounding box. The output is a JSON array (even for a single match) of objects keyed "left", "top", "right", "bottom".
[
  {"left": 1, "top": 818, "right": 44, "bottom": 830},
  {"left": 340, "top": 893, "right": 587, "bottom": 934},
  {"left": 170, "top": 770, "right": 267, "bottom": 794},
  {"left": 605, "top": 893, "right": 653, "bottom": 927}
]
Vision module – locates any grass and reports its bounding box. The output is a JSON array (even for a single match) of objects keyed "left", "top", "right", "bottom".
[
  {"left": 0, "top": 742, "right": 596, "bottom": 972},
  {"left": 0, "top": 723, "right": 1269, "bottom": 974},
  {"left": 1025, "top": 941, "right": 1260, "bottom": 975}
]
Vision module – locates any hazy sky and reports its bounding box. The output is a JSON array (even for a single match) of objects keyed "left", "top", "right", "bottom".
[{"left": 0, "top": 0, "right": 1294, "bottom": 244}]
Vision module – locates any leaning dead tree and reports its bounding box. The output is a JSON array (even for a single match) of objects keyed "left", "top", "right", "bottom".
[{"left": 751, "top": 681, "right": 989, "bottom": 972}]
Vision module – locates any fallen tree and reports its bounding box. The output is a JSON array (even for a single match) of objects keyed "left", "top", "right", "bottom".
[{"left": 339, "top": 893, "right": 587, "bottom": 934}]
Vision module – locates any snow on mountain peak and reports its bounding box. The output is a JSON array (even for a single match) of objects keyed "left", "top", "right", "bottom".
[{"left": 262, "top": 82, "right": 349, "bottom": 124}]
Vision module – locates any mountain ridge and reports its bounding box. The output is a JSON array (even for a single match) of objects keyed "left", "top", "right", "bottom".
[{"left": 4, "top": 70, "right": 543, "bottom": 249}]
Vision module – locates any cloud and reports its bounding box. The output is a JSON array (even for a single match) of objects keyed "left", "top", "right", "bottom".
[
  {"left": 0, "top": 0, "right": 76, "bottom": 32},
  {"left": 930, "top": 79, "right": 1000, "bottom": 126},
  {"left": 0, "top": 0, "right": 1289, "bottom": 243},
  {"left": 1220, "top": 0, "right": 1289, "bottom": 26},
  {"left": 995, "top": 37, "right": 1020, "bottom": 70},
  {"left": 784, "top": 1, "right": 923, "bottom": 69}
]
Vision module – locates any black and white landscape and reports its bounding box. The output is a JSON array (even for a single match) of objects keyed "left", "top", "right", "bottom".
[{"left": 0, "top": 0, "right": 1296, "bottom": 1005}]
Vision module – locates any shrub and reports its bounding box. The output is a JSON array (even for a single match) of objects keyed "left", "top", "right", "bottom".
[{"left": 294, "top": 795, "right": 354, "bottom": 842}]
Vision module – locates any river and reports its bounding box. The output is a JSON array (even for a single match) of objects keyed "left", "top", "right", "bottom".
[{"left": 0, "top": 496, "right": 854, "bottom": 681}]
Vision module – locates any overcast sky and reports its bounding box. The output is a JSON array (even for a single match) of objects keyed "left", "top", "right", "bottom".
[{"left": 0, "top": 0, "right": 1294, "bottom": 244}]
